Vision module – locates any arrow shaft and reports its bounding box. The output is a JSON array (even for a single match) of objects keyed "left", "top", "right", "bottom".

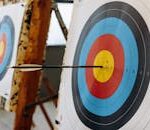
[{"left": 12, "top": 65, "right": 103, "bottom": 69}]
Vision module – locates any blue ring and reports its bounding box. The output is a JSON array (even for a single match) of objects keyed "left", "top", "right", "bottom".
[{"left": 77, "top": 17, "right": 138, "bottom": 116}]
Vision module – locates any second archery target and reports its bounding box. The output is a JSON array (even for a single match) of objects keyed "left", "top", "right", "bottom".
[
  {"left": 0, "top": 16, "right": 14, "bottom": 80},
  {"left": 58, "top": 0, "right": 150, "bottom": 130},
  {"left": 0, "top": 3, "right": 25, "bottom": 104}
]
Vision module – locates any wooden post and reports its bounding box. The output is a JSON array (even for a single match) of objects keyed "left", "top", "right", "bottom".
[{"left": 14, "top": 0, "right": 52, "bottom": 130}]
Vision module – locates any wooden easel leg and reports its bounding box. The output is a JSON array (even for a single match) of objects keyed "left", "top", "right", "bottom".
[
  {"left": 14, "top": 0, "right": 52, "bottom": 130},
  {"left": 52, "top": 0, "right": 68, "bottom": 40},
  {"left": 39, "top": 103, "right": 54, "bottom": 130}
]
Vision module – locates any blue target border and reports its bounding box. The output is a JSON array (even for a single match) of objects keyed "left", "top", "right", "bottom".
[
  {"left": 72, "top": 1, "right": 150, "bottom": 130},
  {"left": 0, "top": 16, "right": 15, "bottom": 80}
]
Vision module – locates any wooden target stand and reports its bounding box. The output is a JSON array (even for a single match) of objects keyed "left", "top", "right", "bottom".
[
  {"left": 14, "top": 0, "right": 53, "bottom": 130},
  {"left": 0, "top": 0, "right": 60, "bottom": 130}
]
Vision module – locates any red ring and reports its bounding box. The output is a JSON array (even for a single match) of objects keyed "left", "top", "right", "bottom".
[
  {"left": 0, "top": 33, "right": 6, "bottom": 64},
  {"left": 86, "top": 34, "right": 124, "bottom": 99}
]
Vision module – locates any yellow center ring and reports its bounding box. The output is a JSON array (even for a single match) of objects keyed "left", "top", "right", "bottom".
[
  {"left": 93, "top": 50, "right": 114, "bottom": 83},
  {"left": 0, "top": 41, "right": 5, "bottom": 57}
]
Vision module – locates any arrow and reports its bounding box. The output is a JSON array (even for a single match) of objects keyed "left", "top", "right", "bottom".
[{"left": 8, "top": 64, "right": 104, "bottom": 72}]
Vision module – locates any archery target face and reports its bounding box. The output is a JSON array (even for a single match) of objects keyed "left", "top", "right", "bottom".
[
  {"left": 0, "top": 3, "right": 25, "bottom": 99},
  {"left": 58, "top": 0, "right": 150, "bottom": 130},
  {"left": 0, "top": 16, "right": 14, "bottom": 80}
]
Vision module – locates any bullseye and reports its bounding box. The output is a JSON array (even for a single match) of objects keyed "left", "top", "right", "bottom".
[
  {"left": 0, "top": 41, "right": 5, "bottom": 56},
  {"left": 93, "top": 50, "right": 114, "bottom": 83},
  {"left": 0, "top": 34, "right": 6, "bottom": 64}
]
